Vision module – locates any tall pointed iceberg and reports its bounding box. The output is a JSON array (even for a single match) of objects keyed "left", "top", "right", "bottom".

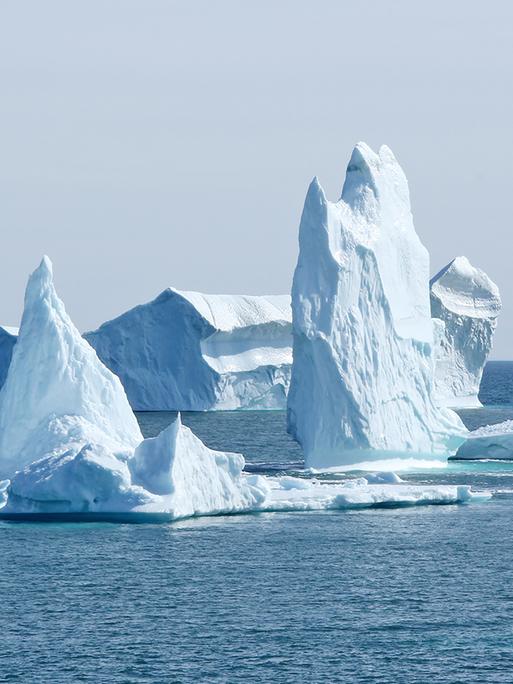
[
  {"left": 287, "top": 143, "right": 465, "bottom": 468},
  {"left": 0, "top": 256, "right": 142, "bottom": 479},
  {"left": 0, "top": 257, "right": 267, "bottom": 517}
]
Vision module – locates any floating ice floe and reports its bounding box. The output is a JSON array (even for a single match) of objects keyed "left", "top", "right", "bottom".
[
  {"left": 262, "top": 476, "right": 487, "bottom": 511},
  {"left": 84, "top": 289, "right": 292, "bottom": 411},
  {"left": 454, "top": 420, "right": 513, "bottom": 460},
  {"left": 431, "top": 256, "right": 501, "bottom": 409},
  {"left": 287, "top": 142, "right": 466, "bottom": 469}
]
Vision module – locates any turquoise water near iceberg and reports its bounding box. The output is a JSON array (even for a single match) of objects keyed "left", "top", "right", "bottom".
[{"left": 1, "top": 361, "right": 513, "bottom": 682}]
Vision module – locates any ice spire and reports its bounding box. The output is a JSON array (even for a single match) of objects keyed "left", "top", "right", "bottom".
[
  {"left": 288, "top": 143, "right": 466, "bottom": 468},
  {"left": 0, "top": 256, "right": 142, "bottom": 478}
]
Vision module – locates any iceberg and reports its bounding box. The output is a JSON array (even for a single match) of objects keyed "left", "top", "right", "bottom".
[
  {"left": 0, "top": 325, "right": 17, "bottom": 389},
  {"left": 0, "top": 257, "right": 267, "bottom": 516},
  {"left": 287, "top": 142, "right": 466, "bottom": 469},
  {"left": 430, "top": 256, "right": 501, "bottom": 408},
  {"left": 0, "top": 256, "right": 142, "bottom": 480},
  {"left": 7, "top": 413, "right": 267, "bottom": 516},
  {"left": 0, "top": 257, "right": 485, "bottom": 519},
  {"left": 85, "top": 289, "right": 292, "bottom": 411},
  {"left": 453, "top": 420, "right": 513, "bottom": 460}
]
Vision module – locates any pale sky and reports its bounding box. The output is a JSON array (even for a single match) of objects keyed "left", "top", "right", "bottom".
[{"left": 0, "top": 1, "right": 511, "bottom": 356}]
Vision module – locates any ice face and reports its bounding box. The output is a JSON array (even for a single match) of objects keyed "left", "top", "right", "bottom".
[
  {"left": 430, "top": 256, "right": 501, "bottom": 409},
  {"left": 85, "top": 289, "right": 292, "bottom": 411},
  {"left": 287, "top": 143, "right": 466, "bottom": 468}
]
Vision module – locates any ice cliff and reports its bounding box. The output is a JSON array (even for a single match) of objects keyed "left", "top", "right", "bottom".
[
  {"left": 287, "top": 142, "right": 466, "bottom": 468},
  {"left": 430, "top": 256, "right": 501, "bottom": 408},
  {"left": 85, "top": 290, "right": 292, "bottom": 411},
  {"left": 0, "top": 258, "right": 267, "bottom": 516}
]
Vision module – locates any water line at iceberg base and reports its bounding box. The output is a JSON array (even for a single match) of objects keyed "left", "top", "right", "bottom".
[
  {"left": 0, "top": 451, "right": 493, "bottom": 524},
  {"left": 0, "top": 255, "right": 493, "bottom": 524}
]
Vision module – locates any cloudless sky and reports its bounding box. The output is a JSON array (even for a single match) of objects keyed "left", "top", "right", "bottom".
[{"left": 0, "top": 0, "right": 511, "bottom": 356}]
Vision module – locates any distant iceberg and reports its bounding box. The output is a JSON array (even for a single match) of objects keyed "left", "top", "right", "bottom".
[
  {"left": 287, "top": 142, "right": 466, "bottom": 468},
  {"left": 0, "top": 325, "right": 17, "bottom": 389},
  {"left": 430, "top": 256, "right": 501, "bottom": 409},
  {"left": 85, "top": 289, "right": 292, "bottom": 411}
]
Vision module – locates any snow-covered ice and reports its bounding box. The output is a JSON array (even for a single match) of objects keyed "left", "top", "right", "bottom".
[
  {"left": 454, "top": 420, "right": 513, "bottom": 460},
  {"left": 85, "top": 289, "right": 292, "bottom": 411},
  {"left": 287, "top": 142, "right": 466, "bottom": 469},
  {"left": 430, "top": 256, "right": 501, "bottom": 408}
]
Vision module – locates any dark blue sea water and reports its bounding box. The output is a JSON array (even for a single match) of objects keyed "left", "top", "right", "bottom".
[{"left": 2, "top": 362, "right": 513, "bottom": 683}]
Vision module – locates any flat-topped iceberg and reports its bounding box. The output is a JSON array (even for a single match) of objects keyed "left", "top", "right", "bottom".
[
  {"left": 85, "top": 289, "right": 292, "bottom": 411},
  {"left": 287, "top": 142, "right": 466, "bottom": 468},
  {"left": 430, "top": 256, "right": 501, "bottom": 408},
  {"left": 0, "top": 258, "right": 267, "bottom": 516}
]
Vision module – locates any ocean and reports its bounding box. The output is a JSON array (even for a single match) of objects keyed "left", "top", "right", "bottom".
[{"left": 1, "top": 361, "right": 513, "bottom": 683}]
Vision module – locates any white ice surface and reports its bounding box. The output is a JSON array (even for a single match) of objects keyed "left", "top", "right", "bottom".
[
  {"left": 287, "top": 142, "right": 466, "bottom": 468},
  {"left": 130, "top": 415, "right": 266, "bottom": 517},
  {"left": 430, "top": 256, "right": 501, "bottom": 409},
  {"left": 177, "top": 291, "right": 291, "bottom": 331}
]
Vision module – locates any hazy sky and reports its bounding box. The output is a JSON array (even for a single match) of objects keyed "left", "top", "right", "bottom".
[{"left": 0, "top": 1, "right": 512, "bottom": 356}]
